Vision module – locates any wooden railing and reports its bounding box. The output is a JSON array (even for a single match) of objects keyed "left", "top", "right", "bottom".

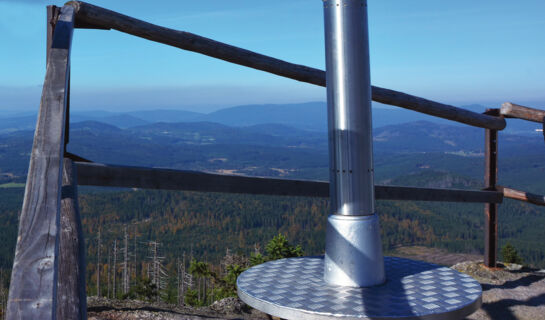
[{"left": 6, "top": 1, "right": 545, "bottom": 319}]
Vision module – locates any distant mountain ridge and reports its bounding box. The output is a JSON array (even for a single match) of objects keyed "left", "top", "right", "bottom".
[
  {"left": 1, "top": 118, "right": 543, "bottom": 189},
  {"left": 4, "top": 101, "right": 539, "bottom": 134}
]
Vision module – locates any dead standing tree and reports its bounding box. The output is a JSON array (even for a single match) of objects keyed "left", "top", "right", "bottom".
[
  {"left": 148, "top": 241, "right": 168, "bottom": 301},
  {"left": 122, "top": 226, "right": 130, "bottom": 295},
  {"left": 107, "top": 246, "right": 111, "bottom": 299},
  {"left": 112, "top": 240, "right": 117, "bottom": 299},
  {"left": 96, "top": 228, "right": 101, "bottom": 297}
]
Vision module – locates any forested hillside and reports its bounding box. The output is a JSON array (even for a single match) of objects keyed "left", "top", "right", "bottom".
[
  {"left": 0, "top": 180, "right": 544, "bottom": 302},
  {"left": 0, "top": 114, "right": 544, "bottom": 305}
]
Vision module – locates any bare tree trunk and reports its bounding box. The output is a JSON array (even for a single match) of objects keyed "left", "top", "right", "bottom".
[
  {"left": 133, "top": 226, "right": 137, "bottom": 287},
  {"left": 152, "top": 241, "right": 159, "bottom": 302},
  {"left": 96, "top": 228, "right": 101, "bottom": 297},
  {"left": 180, "top": 253, "right": 185, "bottom": 305},
  {"left": 177, "top": 257, "right": 180, "bottom": 305},
  {"left": 107, "top": 247, "right": 111, "bottom": 299},
  {"left": 123, "top": 226, "right": 129, "bottom": 295},
  {"left": 113, "top": 240, "right": 117, "bottom": 299}
]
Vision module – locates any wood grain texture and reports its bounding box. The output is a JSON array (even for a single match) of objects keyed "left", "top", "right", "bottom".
[
  {"left": 501, "top": 102, "right": 545, "bottom": 123},
  {"left": 46, "top": 6, "right": 60, "bottom": 65},
  {"left": 499, "top": 186, "right": 545, "bottom": 206},
  {"left": 65, "top": 1, "right": 505, "bottom": 130},
  {"left": 77, "top": 162, "right": 329, "bottom": 198},
  {"left": 57, "top": 159, "right": 86, "bottom": 320},
  {"left": 6, "top": 5, "right": 74, "bottom": 320},
  {"left": 75, "top": 162, "right": 503, "bottom": 203}
]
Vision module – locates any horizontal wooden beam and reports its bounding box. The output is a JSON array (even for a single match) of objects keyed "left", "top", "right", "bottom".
[
  {"left": 75, "top": 162, "right": 503, "bottom": 203},
  {"left": 74, "top": 20, "right": 110, "bottom": 29},
  {"left": 498, "top": 186, "right": 545, "bottom": 206},
  {"left": 377, "top": 185, "right": 502, "bottom": 203},
  {"left": 66, "top": 1, "right": 505, "bottom": 130},
  {"left": 76, "top": 162, "right": 329, "bottom": 198},
  {"left": 500, "top": 102, "right": 545, "bottom": 123}
]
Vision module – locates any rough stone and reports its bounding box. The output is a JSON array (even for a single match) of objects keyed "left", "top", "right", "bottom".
[{"left": 451, "top": 261, "right": 545, "bottom": 320}]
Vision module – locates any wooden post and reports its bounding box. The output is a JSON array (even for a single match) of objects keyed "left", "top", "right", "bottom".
[
  {"left": 484, "top": 109, "right": 499, "bottom": 267},
  {"left": 65, "top": 72, "right": 71, "bottom": 153},
  {"left": 7, "top": 5, "right": 75, "bottom": 319},
  {"left": 57, "top": 159, "right": 87, "bottom": 319},
  {"left": 48, "top": 5, "right": 71, "bottom": 154},
  {"left": 46, "top": 5, "right": 60, "bottom": 65}
]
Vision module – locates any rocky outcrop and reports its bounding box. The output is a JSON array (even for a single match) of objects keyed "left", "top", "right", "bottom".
[{"left": 452, "top": 261, "right": 545, "bottom": 320}]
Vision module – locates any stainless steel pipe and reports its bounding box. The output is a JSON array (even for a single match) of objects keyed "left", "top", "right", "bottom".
[{"left": 323, "top": 0, "right": 385, "bottom": 287}]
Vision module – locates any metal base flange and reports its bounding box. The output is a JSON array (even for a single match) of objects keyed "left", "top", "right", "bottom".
[{"left": 238, "top": 256, "right": 482, "bottom": 320}]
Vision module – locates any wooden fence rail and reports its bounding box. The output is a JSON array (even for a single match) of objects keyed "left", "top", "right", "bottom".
[
  {"left": 65, "top": 1, "right": 505, "bottom": 131},
  {"left": 75, "top": 162, "right": 503, "bottom": 204},
  {"left": 501, "top": 102, "right": 545, "bottom": 123},
  {"left": 499, "top": 186, "right": 545, "bottom": 206}
]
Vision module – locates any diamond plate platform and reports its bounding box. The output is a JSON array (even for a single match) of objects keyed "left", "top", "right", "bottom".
[{"left": 238, "top": 256, "right": 482, "bottom": 320}]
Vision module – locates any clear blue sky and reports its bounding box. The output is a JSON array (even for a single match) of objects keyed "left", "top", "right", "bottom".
[{"left": 1, "top": 0, "right": 544, "bottom": 113}]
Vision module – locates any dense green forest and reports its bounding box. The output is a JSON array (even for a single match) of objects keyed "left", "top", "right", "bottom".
[
  {"left": 0, "top": 117, "right": 544, "bottom": 310},
  {"left": 0, "top": 178, "right": 544, "bottom": 305}
]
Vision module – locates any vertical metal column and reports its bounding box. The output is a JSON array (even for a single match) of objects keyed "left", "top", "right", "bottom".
[
  {"left": 323, "top": 0, "right": 385, "bottom": 287},
  {"left": 484, "top": 109, "right": 499, "bottom": 268}
]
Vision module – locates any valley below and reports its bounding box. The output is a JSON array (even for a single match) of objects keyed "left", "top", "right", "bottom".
[{"left": 0, "top": 102, "right": 544, "bottom": 318}]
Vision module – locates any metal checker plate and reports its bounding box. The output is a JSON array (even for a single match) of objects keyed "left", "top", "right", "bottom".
[{"left": 238, "top": 256, "right": 482, "bottom": 320}]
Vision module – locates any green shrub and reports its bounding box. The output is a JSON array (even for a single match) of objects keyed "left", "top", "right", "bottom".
[
  {"left": 264, "top": 234, "right": 304, "bottom": 261},
  {"left": 501, "top": 242, "right": 523, "bottom": 264}
]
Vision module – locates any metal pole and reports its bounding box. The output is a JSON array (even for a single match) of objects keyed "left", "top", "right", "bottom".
[{"left": 323, "top": 0, "right": 385, "bottom": 287}]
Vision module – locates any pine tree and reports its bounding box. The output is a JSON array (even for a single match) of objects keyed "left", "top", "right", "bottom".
[
  {"left": 502, "top": 242, "right": 523, "bottom": 264},
  {"left": 265, "top": 234, "right": 303, "bottom": 260}
]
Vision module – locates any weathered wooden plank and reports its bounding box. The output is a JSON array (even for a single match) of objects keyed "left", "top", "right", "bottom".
[
  {"left": 7, "top": 5, "right": 74, "bottom": 320},
  {"left": 57, "top": 159, "right": 86, "bottom": 320},
  {"left": 46, "top": 6, "right": 60, "bottom": 65},
  {"left": 499, "top": 186, "right": 545, "bottom": 206},
  {"left": 66, "top": 1, "right": 505, "bottom": 130},
  {"left": 77, "top": 162, "right": 329, "bottom": 198},
  {"left": 371, "top": 87, "right": 505, "bottom": 130},
  {"left": 375, "top": 185, "right": 503, "bottom": 204},
  {"left": 501, "top": 102, "right": 545, "bottom": 123},
  {"left": 75, "top": 162, "right": 503, "bottom": 203}
]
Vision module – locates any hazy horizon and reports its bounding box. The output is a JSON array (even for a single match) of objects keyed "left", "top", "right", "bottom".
[{"left": 2, "top": 84, "right": 541, "bottom": 115}]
